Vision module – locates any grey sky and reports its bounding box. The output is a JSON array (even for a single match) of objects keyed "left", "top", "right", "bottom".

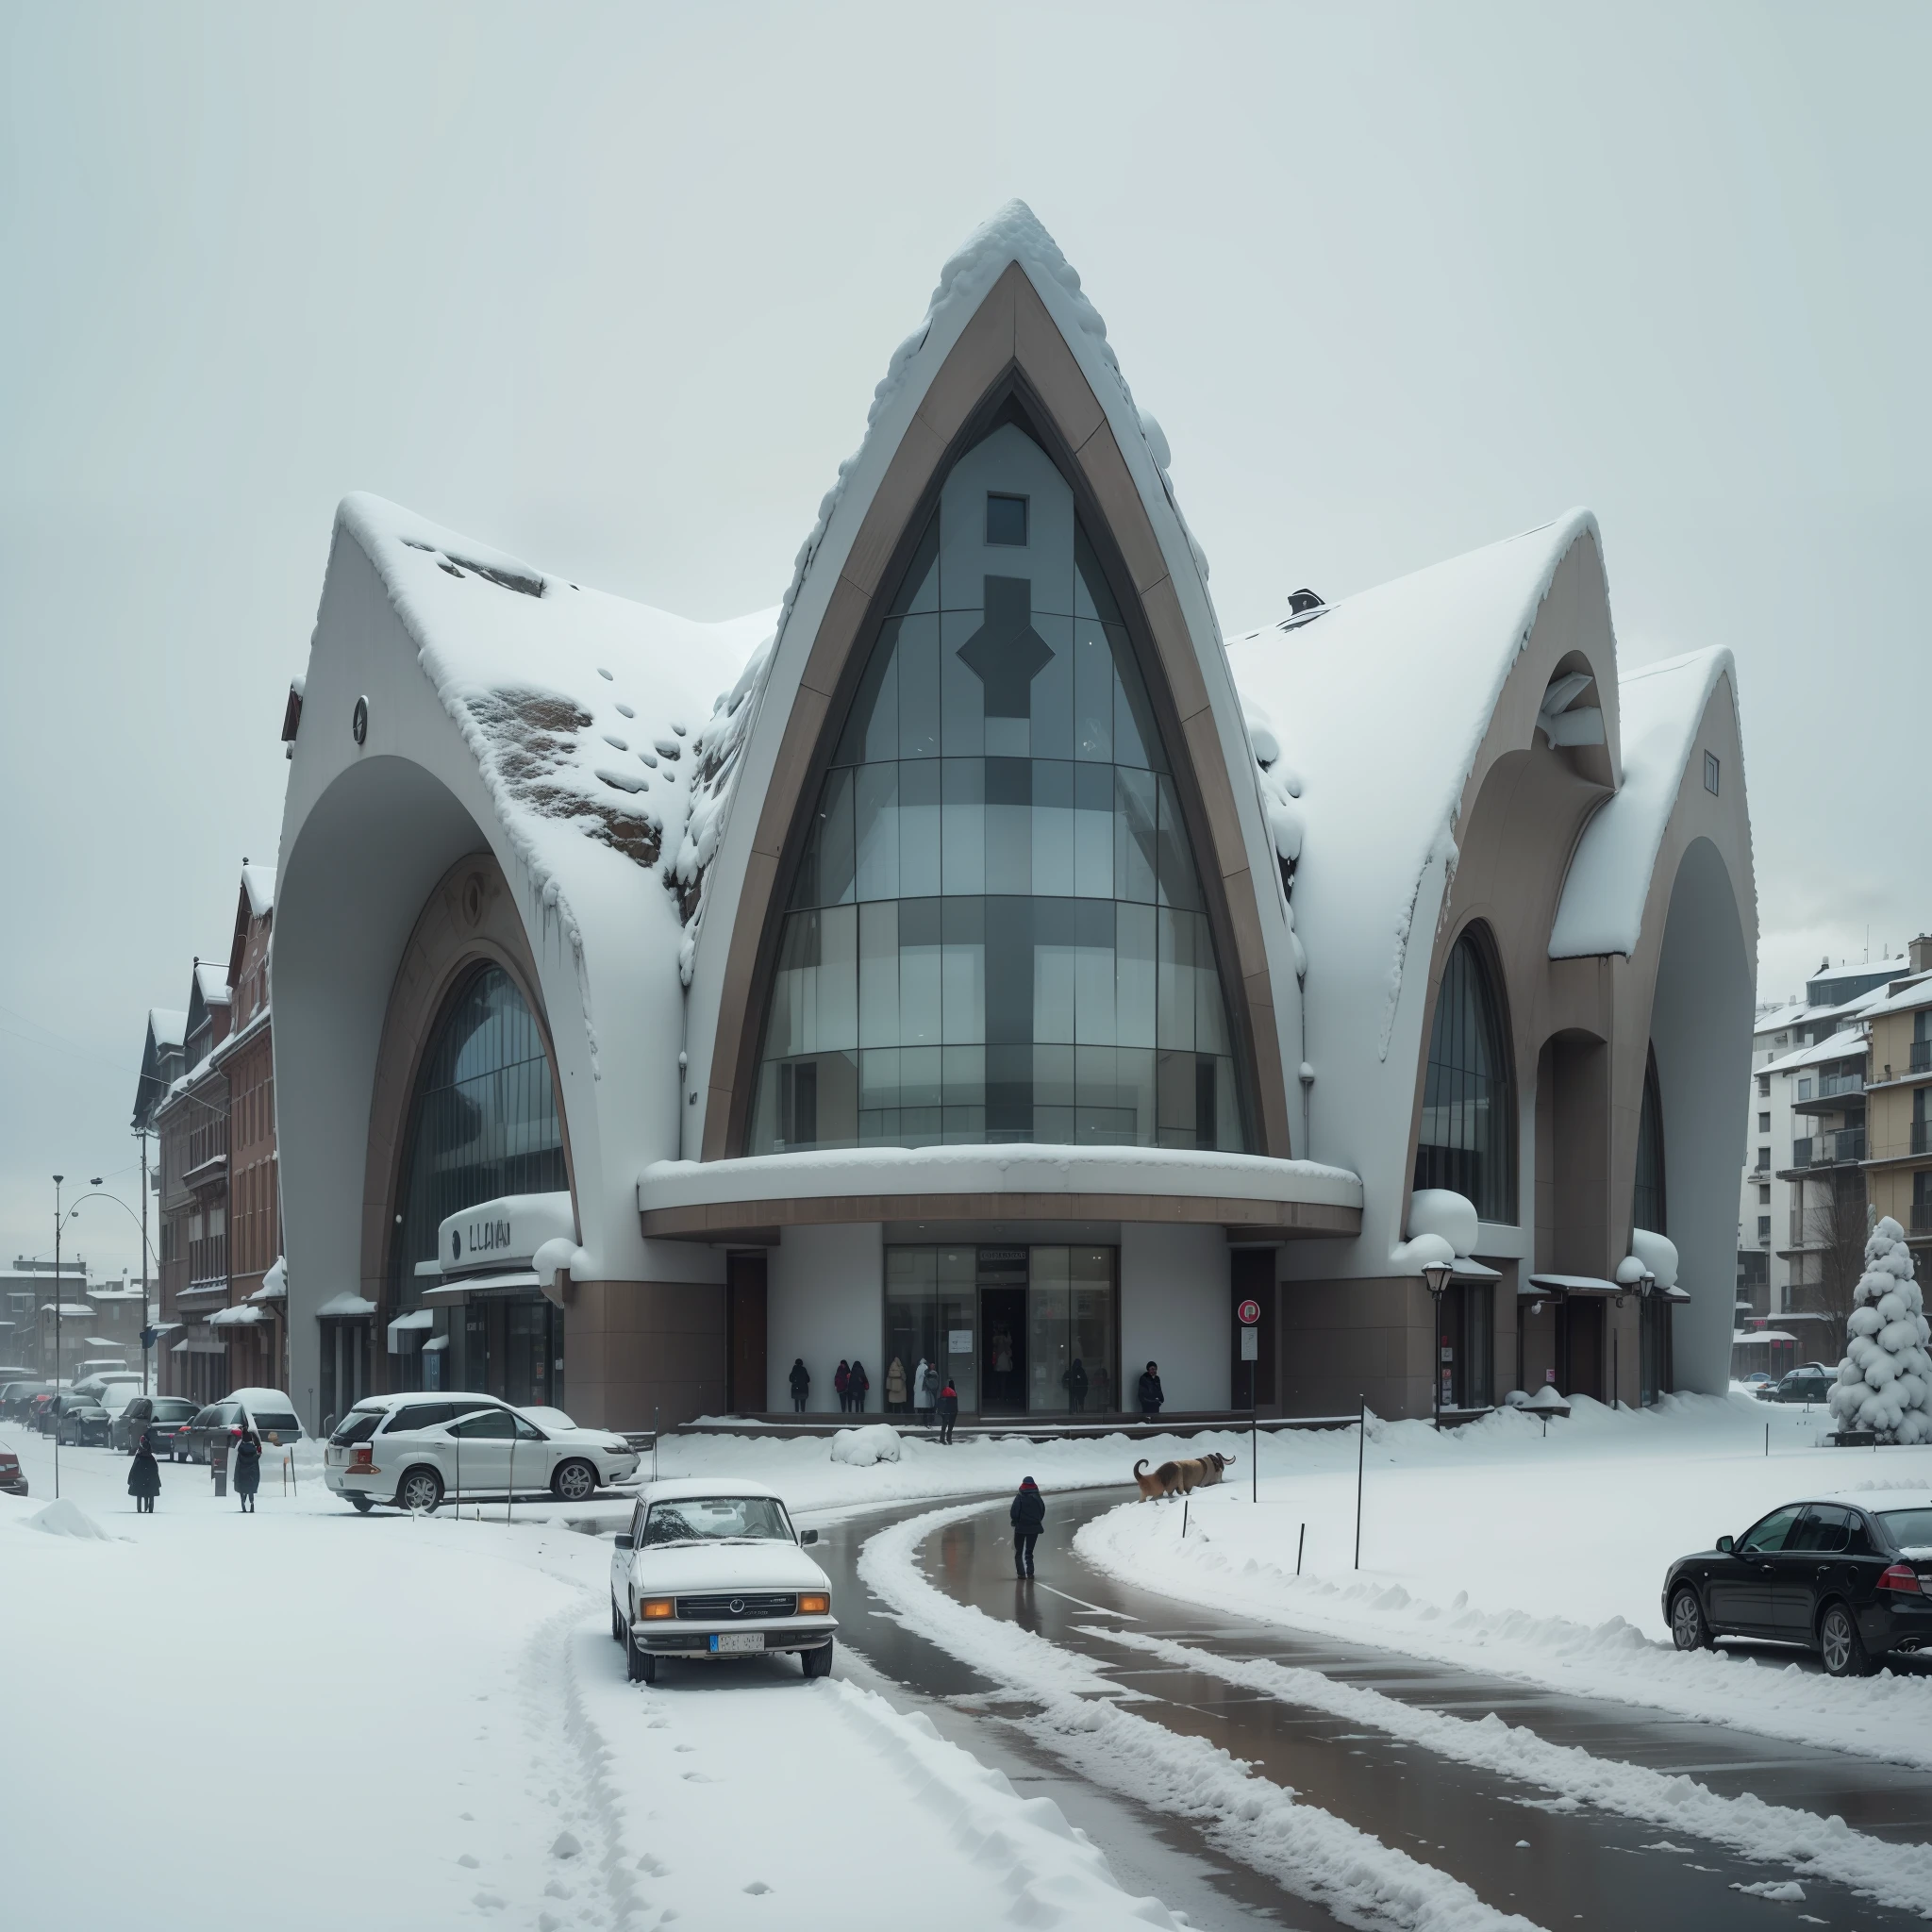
[{"left": 3, "top": 3, "right": 1925, "bottom": 1281}]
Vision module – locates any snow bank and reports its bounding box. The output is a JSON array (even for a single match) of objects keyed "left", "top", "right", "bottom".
[
  {"left": 828, "top": 1424, "right": 903, "bottom": 1467},
  {"left": 26, "top": 1497, "right": 113, "bottom": 1541}
]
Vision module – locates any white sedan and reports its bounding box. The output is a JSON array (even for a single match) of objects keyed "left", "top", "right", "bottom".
[
  {"left": 323, "top": 1392, "right": 639, "bottom": 1511},
  {"left": 609, "top": 1478, "right": 837, "bottom": 1684}
]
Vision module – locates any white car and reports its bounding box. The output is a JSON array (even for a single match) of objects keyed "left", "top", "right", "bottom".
[
  {"left": 609, "top": 1478, "right": 837, "bottom": 1684},
  {"left": 323, "top": 1391, "right": 640, "bottom": 1512}
]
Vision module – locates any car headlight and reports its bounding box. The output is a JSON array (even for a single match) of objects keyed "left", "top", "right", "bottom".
[
  {"left": 640, "top": 1597, "right": 675, "bottom": 1620},
  {"left": 603, "top": 1441, "right": 629, "bottom": 1456},
  {"left": 798, "top": 1593, "right": 831, "bottom": 1616}
]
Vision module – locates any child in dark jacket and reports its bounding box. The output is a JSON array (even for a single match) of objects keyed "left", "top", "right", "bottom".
[{"left": 1009, "top": 1476, "right": 1044, "bottom": 1578}]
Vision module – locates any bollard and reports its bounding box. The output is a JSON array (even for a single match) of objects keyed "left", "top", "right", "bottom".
[
  {"left": 212, "top": 1457, "right": 227, "bottom": 1498},
  {"left": 1296, "top": 1522, "right": 1306, "bottom": 1576},
  {"left": 1765, "top": 1423, "right": 1770, "bottom": 1458},
  {"left": 1182, "top": 1498, "right": 1190, "bottom": 1540}
]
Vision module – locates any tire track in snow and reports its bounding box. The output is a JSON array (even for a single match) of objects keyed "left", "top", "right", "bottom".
[
  {"left": 858, "top": 1502, "right": 1546, "bottom": 1932},
  {"left": 1085, "top": 1625, "right": 1932, "bottom": 1921}
]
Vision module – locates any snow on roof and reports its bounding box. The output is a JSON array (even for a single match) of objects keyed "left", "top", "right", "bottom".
[
  {"left": 208, "top": 1305, "right": 267, "bottom": 1327},
  {"left": 1227, "top": 510, "right": 1600, "bottom": 1058},
  {"left": 641, "top": 1475, "right": 785, "bottom": 1503},
  {"left": 194, "top": 960, "right": 230, "bottom": 1008},
  {"left": 1753, "top": 1000, "right": 1815, "bottom": 1038},
  {"left": 672, "top": 200, "right": 1197, "bottom": 986},
  {"left": 241, "top": 863, "right": 275, "bottom": 921},
  {"left": 1760, "top": 1027, "right": 1868, "bottom": 1076},
  {"left": 1548, "top": 648, "right": 1740, "bottom": 959},
  {"left": 337, "top": 494, "right": 773, "bottom": 1074},
  {"left": 148, "top": 1008, "right": 187, "bottom": 1049},
  {"left": 252, "top": 1257, "right": 287, "bottom": 1302},
  {"left": 313, "top": 1292, "right": 376, "bottom": 1319},
  {"left": 1844, "top": 974, "right": 1932, "bottom": 1024}
]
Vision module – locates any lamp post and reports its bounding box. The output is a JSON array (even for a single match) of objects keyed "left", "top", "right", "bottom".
[
  {"left": 1422, "top": 1259, "right": 1454, "bottom": 1430},
  {"left": 66, "top": 1186, "right": 161, "bottom": 1393}
]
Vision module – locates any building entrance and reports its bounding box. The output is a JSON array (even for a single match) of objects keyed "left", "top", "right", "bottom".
[{"left": 886, "top": 1242, "right": 1117, "bottom": 1416}]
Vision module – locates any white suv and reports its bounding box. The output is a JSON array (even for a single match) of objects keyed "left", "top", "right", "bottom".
[{"left": 323, "top": 1392, "right": 640, "bottom": 1512}]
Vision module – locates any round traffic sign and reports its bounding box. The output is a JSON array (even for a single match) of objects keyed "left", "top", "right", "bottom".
[{"left": 1237, "top": 1298, "right": 1261, "bottom": 1326}]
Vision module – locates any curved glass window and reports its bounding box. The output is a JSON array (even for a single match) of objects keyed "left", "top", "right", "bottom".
[
  {"left": 390, "top": 965, "right": 567, "bottom": 1309},
  {"left": 748, "top": 423, "right": 1246, "bottom": 1154},
  {"left": 1633, "top": 1050, "right": 1666, "bottom": 1234},
  {"left": 1413, "top": 930, "right": 1515, "bottom": 1222}
]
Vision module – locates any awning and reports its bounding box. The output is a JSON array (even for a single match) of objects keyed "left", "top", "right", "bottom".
[
  {"left": 1525, "top": 1274, "right": 1622, "bottom": 1296},
  {"left": 208, "top": 1305, "right": 268, "bottom": 1328},
  {"left": 1658, "top": 1285, "right": 1692, "bottom": 1304},
  {"left": 422, "top": 1334, "right": 450, "bottom": 1353},
  {"left": 420, "top": 1269, "right": 541, "bottom": 1305},
  {"left": 315, "top": 1292, "right": 376, "bottom": 1321},
  {"left": 1735, "top": 1327, "right": 1797, "bottom": 1344},
  {"left": 387, "top": 1308, "right": 435, "bottom": 1352},
  {"left": 1451, "top": 1257, "right": 1501, "bottom": 1282},
  {"left": 171, "top": 1332, "right": 227, "bottom": 1356}
]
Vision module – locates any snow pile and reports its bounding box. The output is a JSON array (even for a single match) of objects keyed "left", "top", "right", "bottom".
[
  {"left": 1829, "top": 1216, "right": 1932, "bottom": 1442},
  {"left": 828, "top": 1424, "right": 903, "bottom": 1467},
  {"left": 1245, "top": 698, "right": 1307, "bottom": 977},
  {"left": 26, "top": 1497, "right": 114, "bottom": 1541}
]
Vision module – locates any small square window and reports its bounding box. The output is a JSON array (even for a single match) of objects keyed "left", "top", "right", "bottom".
[
  {"left": 986, "top": 493, "right": 1028, "bottom": 546},
  {"left": 1757, "top": 1074, "right": 1770, "bottom": 1096},
  {"left": 1758, "top": 1111, "right": 1771, "bottom": 1133},
  {"left": 1759, "top": 1184, "right": 1771, "bottom": 1205},
  {"left": 1704, "top": 750, "right": 1721, "bottom": 795}
]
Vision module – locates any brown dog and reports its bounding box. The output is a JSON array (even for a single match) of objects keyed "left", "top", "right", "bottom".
[
  {"left": 1132, "top": 1457, "right": 1182, "bottom": 1501},
  {"left": 1173, "top": 1452, "right": 1233, "bottom": 1493}
]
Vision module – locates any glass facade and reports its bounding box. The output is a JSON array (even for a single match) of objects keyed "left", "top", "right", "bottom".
[
  {"left": 749, "top": 423, "right": 1246, "bottom": 1156},
  {"left": 885, "top": 1242, "right": 1117, "bottom": 1415},
  {"left": 390, "top": 964, "right": 568, "bottom": 1405},
  {"left": 1414, "top": 930, "right": 1515, "bottom": 1223},
  {"left": 1633, "top": 1052, "right": 1666, "bottom": 1235}
]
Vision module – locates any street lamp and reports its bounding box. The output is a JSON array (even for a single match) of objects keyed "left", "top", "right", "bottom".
[
  {"left": 1422, "top": 1258, "right": 1454, "bottom": 1430},
  {"left": 66, "top": 1186, "right": 163, "bottom": 1395}
]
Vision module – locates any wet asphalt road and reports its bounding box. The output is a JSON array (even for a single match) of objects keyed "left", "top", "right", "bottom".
[{"left": 810, "top": 1488, "right": 1932, "bottom": 1931}]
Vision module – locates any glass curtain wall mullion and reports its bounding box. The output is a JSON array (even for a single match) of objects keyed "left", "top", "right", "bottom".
[{"left": 752, "top": 423, "right": 1247, "bottom": 1156}]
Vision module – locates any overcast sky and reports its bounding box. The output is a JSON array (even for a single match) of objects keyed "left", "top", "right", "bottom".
[{"left": 3, "top": 3, "right": 1925, "bottom": 1283}]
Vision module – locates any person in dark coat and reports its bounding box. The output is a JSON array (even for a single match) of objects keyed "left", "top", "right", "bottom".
[
  {"left": 847, "top": 1359, "right": 870, "bottom": 1414},
  {"left": 834, "top": 1359, "right": 852, "bottom": 1413},
  {"left": 1062, "top": 1357, "right": 1089, "bottom": 1412},
  {"left": 127, "top": 1429, "right": 161, "bottom": 1513},
  {"left": 233, "top": 1427, "right": 262, "bottom": 1512},
  {"left": 937, "top": 1379, "right": 958, "bottom": 1444},
  {"left": 1009, "top": 1476, "right": 1044, "bottom": 1578},
  {"left": 1137, "top": 1361, "right": 1165, "bottom": 1422},
  {"left": 789, "top": 1358, "right": 810, "bottom": 1414}
]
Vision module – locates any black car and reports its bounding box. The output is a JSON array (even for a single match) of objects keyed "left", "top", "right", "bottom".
[
  {"left": 1664, "top": 1493, "right": 1932, "bottom": 1675},
  {"left": 40, "top": 1391, "right": 99, "bottom": 1437},
  {"left": 1757, "top": 1364, "right": 1834, "bottom": 1405},
  {"left": 56, "top": 1401, "right": 112, "bottom": 1446},
  {"left": 1, "top": 1380, "right": 49, "bottom": 1421},
  {"left": 111, "top": 1395, "right": 199, "bottom": 1456}
]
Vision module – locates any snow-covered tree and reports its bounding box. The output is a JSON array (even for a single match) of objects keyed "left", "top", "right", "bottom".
[{"left": 1828, "top": 1216, "right": 1932, "bottom": 1444}]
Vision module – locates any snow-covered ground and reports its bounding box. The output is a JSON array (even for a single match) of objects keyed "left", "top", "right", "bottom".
[
  {"left": 1074, "top": 1391, "right": 1932, "bottom": 1769},
  {"left": 0, "top": 1424, "right": 1177, "bottom": 1931}
]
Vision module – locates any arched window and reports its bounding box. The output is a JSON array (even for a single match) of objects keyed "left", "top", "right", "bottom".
[
  {"left": 390, "top": 964, "right": 566, "bottom": 1307},
  {"left": 1414, "top": 929, "right": 1515, "bottom": 1223},
  {"left": 747, "top": 422, "right": 1248, "bottom": 1155},
  {"left": 1633, "top": 1049, "right": 1666, "bottom": 1234}
]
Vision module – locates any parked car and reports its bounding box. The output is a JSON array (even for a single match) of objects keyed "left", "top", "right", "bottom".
[
  {"left": 1, "top": 1380, "right": 50, "bottom": 1421},
  {"left": 39, "top": 1391, "right": 100, "bottom": 1437},
  {"left": 1757, "top": 1365, "right": 1835, "bottom": 1405},
  {"left": 0, "top": 1447, "right": 25, "bottom": 1495},
  {"left": 177, "top": 1388, "right": 308, "bottom": 1465},
  {"left": 323, "top": 1392, "right": 640, "bottom": 1513},
  {"left": 1664, "top": 1491, "right": 1932, "bottom": 1676},
  {"left": 1739, "top": 1371, "right": 1774, "bottom": 1391},
  {"left": 608, "top": 1478, "right": 836, "bottom": 1684},
  {"left": 110, "top": 1394, "right": 200, "bottom": 1456},
  {"left": 56, "top": 1401, "right": 112, "bottom": 1447},
  {"left": 73, "top": 1372, "right": 143, "bottom": 1401}
]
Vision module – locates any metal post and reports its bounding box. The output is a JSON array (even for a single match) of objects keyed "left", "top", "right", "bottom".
[
  {"left": 53, "top": 1175, "right": 64, "bottom": 1501},
  {"left": 1354, "top": 1397, "right": 1365, "bottom": 1571},
  {"left": 1251, "top": 1353, "right": 1257, "bottom": 1504},
  {"left": 139, "top": 1130, "right": 151, "bottom": 1396},
  {"left": 1296, "top": 1522, "right": 1306, "bottom": 1575}
]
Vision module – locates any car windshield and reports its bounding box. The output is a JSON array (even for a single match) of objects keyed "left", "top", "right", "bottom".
[
  {"left": 1876, "top": 1507, "right": 1932, "bottom": 1553},
  {"left": 151, "top": 1400, "right": 196, "bottom": 1422},
  {"left": 250, "top": 1411, "right": 301, "bottom": 1437},
  {"left": 641, "top": 1496, "right": 792, "bottom": 1546}
]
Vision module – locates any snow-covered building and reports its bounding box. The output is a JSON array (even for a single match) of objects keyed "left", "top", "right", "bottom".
[{"left": 274, "top": 206, "right": 1756, "bottom": 1433}]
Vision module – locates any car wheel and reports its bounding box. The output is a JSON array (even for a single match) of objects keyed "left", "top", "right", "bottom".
[
  {"left": 625, "top": 1621, "right": 656, "bottom": 1684},
  {"left": 1819, "top": 1602, "right": 1872, "bottom": 1678},
  {"left": 611, "top": 1596, "right": 625, "bottom": 1644},
  {"left": 551, "top": 1458, "right": 597, "bottom": 1503},
  {"left": 397, "top": 1467, "right": 445, "bottom": 1513},
  {"left": 801, "top": 1640, "right": 835, "bottom": 1681},
  {"left": 1669, "top": 1586, "right": 1711, "bottom": 1652},
  {"left": 347, "top": 1494, "right": 374, "bottom": 1514}
]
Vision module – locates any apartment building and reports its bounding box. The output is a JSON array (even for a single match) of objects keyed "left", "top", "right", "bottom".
[
  {"left": 1860, "top": 961, "right": 1932, "bottom": 1265},
  {"left": 0, "top": 1257, "right": 92, "bottom": 1380}
]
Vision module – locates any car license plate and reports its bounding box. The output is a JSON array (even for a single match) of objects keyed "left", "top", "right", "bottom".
[{"left": 710, "top": 1631, "right": 764, "bottom": 1654}]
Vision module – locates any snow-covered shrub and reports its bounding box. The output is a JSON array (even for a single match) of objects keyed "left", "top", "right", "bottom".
[
  {"left": 1828, "top": 1217, "right": 1932, "bottom": 1444},
  {"left": 829, "top": 1424, "right": 903, "bottom": 1467}
]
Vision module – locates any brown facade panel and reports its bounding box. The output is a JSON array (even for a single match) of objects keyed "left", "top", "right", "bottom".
[
  {"left": 841, "top": 414, "right": 948, "bottom": 599},
  {"left": 1142, "top": 574, "right": 1214, "bottom": 724},
  {"left": 911, "top": 265, "right": 1019, "bottom": 442},
  {"left": 1012, "top": 275, "right": 1107, "bottom": 450},
  {"left": 750, "top": 691, "right": 830, "bottom": 858},
  {"left": 1072, "top": 420, "right": 1170, "bottom": 596},
  {"left": 567, "top": 1277, "right": 725, "bottom": 1430}
]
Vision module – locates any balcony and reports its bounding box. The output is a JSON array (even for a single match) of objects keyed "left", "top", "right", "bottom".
[
  {"left": 1787, "top": 1129, "right": 1866, "bottom": 1170},
  {"left": 1913, "top": 1040, "right": 1931, "bottom": 1074},
  {"left": 1913, "top": 1203, "right": 1932, "bottom": 1235},
  {"left": 1790, "top": 1069, "right": 1867, "bottom": 1114},
  {"left": 1916, "top": 1120, "right": 1932, "bottom": 1157}
]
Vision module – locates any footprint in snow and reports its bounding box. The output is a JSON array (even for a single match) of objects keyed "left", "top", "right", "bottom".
[
  {"left": 543, "top": 1879, "right": 574, "bottom": 1899},
  {"left": 471, "top": 1891, "right": 506, "bottom": 1910},
  {"left": 674, "top": 1745, "right": 694, "bottom": 1754},
  {"left": 681, "top": 1772, "right": 718, "bottom": 1783},
  {"left": 637, "top": 1856, "right": 669, "bottom": 1876},
  {"left": 538, "top": 1917, "right": 562, "bottom": 1932},
  {"left": 458, "top": 1855, "right": 481, "bottom": 1869},
  {"left": 744, "top": 1882, "right": 773, "bottom": 1895},
  {"left": 551, "top": 1831, "right": 582, "bottom": 1859}
]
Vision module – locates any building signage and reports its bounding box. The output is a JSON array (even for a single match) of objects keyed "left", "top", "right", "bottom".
[
  {"left": 948, "top": 1330, "right": 974, "bottom": 1354},
  {"left": 1237, "top": 1298, "right": 1261, "bottom": 1326},
  {"left": 432, "top": 1191, "right": 575, "bottom": 1280},
  {"left": 450, "top": 1219, "right": 513, "bottom": 1266},
  {"left": 1240, "top": 1326, "right": 1258, "bottom": 1360}
]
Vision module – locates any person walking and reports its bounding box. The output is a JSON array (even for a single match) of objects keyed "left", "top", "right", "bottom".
[
  {"left": 847, "top": 1359, "right": 871, "bottom": 1414},
  {"left": 913, "top": 1357, "right": 935, "bottom": 1430},
  {"left": 885, "top": 1357, "right": 908, "bottom": 1414},
  {"left": 1009, "top": 1475, "right": 1044, "bottom": 1578},
  {"left": 233, "top": 1426, "right": 262, "bottom": 1513},
  {"left": 127, "top": 1427, "right": 161, "bottom": 1514},
  {"left": 1062, "top": 1357, "right": 1089, "bottom": 1413},
  {"left": 1137, "top": 1360, "right": 1165, "bottom": 1423},
  {"left": 937, "top": 1378, "right": 958, "bottom": 1444},
  {"left": 789, "top": 1358, "right": 810, "bottom": 1414},
  {"left": 834, "top": 1359, "right": 851, "bottom": 1413}
]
